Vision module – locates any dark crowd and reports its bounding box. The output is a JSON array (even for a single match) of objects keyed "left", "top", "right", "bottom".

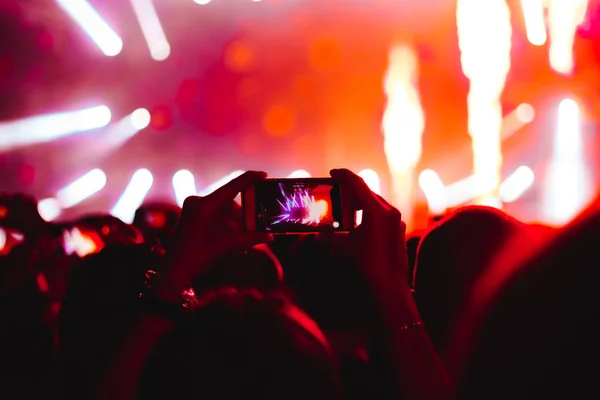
[{"left": 1, "top": 168, "right": 598, "bottom": 400}]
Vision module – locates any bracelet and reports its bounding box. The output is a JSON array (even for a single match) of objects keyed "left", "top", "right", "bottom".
[
  {"left": 139, "top": 269, "right": 199, "bottom": 320},
  {"left": 398, "top": 321, "right": 425, "bottom": 331}
]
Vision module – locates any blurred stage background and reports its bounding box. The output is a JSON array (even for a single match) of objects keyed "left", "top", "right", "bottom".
[{"left": 0, "top": 0, "right": 598, "bottom": 230}]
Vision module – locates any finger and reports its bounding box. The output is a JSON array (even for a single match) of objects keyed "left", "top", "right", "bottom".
[
  {"left": 330, "top": 168, "right": 380, "bottom": 211},
  {"left": 207, "top": 171, "right": 267, "bottom": 213},
  {"left": 221, "top": 200, "right": 243, "bottom": 221},
  {"left": 374, "top": 193, "right": 401, "bottom": 215}
]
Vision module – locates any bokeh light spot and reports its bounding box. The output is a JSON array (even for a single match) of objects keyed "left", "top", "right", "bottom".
[
  {"left": 224, "top": 40, "right": 256, "bottom": 72},
  {"left": 516, "top": 103, "right": 535, "bottom": 123},
  {"left": 262, "top": 104, "right": 296, "bottom": 137},
  {"left": 19, "top": 165, "right": 36, "bottom": 185},
  {"left": 150, "top": 105, "right": 173, "bottom": 131},
  {"left": 130, "top": 108, "right": 151, "bottom": 130}
]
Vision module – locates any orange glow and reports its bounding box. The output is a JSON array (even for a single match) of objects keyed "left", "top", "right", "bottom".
[
  {"left": 224, "top": 39, "right": 256, "bottom": 72},
  {"left": 262, "top": 104, "right": 296, "bottom": 137},
  {"left": 150, "top": 105, "right": 173, "bottom": 131},
  {"left": 309, "top": 38, "right": 341, "bottom": 71},
  {"left": 381, "top": 43, "right": 425, "bottom": 227},
  {"left": 457, "top": 0, "right": 512, "bottom": 205}
]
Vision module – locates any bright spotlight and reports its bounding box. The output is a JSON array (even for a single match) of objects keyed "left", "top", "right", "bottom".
[
  {"left": 172, "top": 169, "right": 197, "bottom": 207},
  {"left": 516, "top": 103, "right": 535, "bottom": 123},
  {"left": 418, "top": 169, "right": 447, "bottom": 214},
  {"left": 358, "top": 169, "right": 381, "bottom": 195},
  {"left": 287, "top": 170, "right": 311, "bottom": 178},
  {"left": 56, "top": 169, "right": 107, "bottom": 209},
  {"left": 130, "top": 108, "right": 151, "bottom": 130},
  {"left": 0, "top": 105, "right": 112, "bottom": 151},
  {"left": 129, "top": 0, "right": 171, "bottom": 61},
  {"left": 37, "top": 198, "right": 62, "bottom": 222},
  {"left": 499, "top": 166, "right": 535, "bottom": 203},
  {"left": 543, "top": 98, "right": 591, "bottom": 225},
  {"left": 111, "top": 169, "right": 154, "bottom": 223},
  {"left": 56, "top": 0, "right": 123, "bottom": 56},
  {"left": 194, "top": 0, "right": 211, "bottom": 4},
  {"left": 199, "top": 171, "right": 244, "bottom": 196}
]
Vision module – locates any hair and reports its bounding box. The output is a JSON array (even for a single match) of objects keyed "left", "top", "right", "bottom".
[
  {"left": 406, "top": 235, "right": 421, "bottom": 287},
  {"left": 57, "top": 243, "right": 163, "bottom": 399},
  {"left": 139, "top": 289, "right": 341, "bottom": 400},
  {"left": 413, "top": 206, "right": 529, "bottom": 354},
  {"left": 450, "top": 204, "right": 600, "bottom": 399},
  {"left": 284, "top": 235, "right": 371, "bottom": 332},
  {"left": 192, "top": 244, "right": 284, "bottom": 295}
]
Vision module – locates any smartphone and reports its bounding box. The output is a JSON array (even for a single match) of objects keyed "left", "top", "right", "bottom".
[{"left": 243, "top": 178, "right": 353, "bottom": 234}]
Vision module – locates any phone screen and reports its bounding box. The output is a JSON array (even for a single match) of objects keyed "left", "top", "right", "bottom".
[{"left": 249, "top": 179, "right": 349, "bottom": 233}]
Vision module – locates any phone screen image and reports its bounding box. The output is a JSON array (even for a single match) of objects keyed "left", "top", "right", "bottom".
[{"left": 252, "top": 179, "right": 347, "bottom": 233}]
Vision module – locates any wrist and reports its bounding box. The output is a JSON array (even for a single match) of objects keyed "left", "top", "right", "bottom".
[
  {"left": 370, "top": 286, "right": 421, "bottom": 324},
  {"left": 140, "top": 268, "right": 199, "bottom": 318}
]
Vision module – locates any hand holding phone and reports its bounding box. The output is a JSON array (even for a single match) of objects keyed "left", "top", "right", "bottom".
[{"left": 242, "top": 178, "right": 354, "bottom": 234}]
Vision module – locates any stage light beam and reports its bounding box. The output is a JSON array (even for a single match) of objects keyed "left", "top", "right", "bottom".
[
  {"left": 129, "top": 0, "right": 171, "bottom": 61},
  {"left": 130, "top": 108, "right": 151, "bottom": 130},
  {"left": 0, "top": 106, "right": 111, "bottom": 151},
  {"left": 56, "top": 0, "right": 123, "bottom": 56},
  {"left": 198, "top": 171, "right": 245, "bottom": 197},
  {"left": 37, "top": 198, "right": 62, "bottom": 222},
  {"left": 543, "top": 99, "right": 592, "bottom": 225},
  {"left": 56, "top": 169, "right": 107, "bottom": 209},
  {"left": 520, "top": 0, "right": 547, "bottom": 46},
  {"left": 547, "top": 0, "right": 589, "bottom": 75},
  {"left": 381, "top": 44, "right": 425, "bottom": 227},
  {"left": 172, "top": 170, "right": 197, "bottom": 207},
  {"left": 499, "top": 166, "right": 535, "bottom": 203},
  {"left": 358, "top": 169, "right": 381, "bottom": 195},
  {"left": 457, "top": 0, "right": 512, "bottom": 205},
  {"left": 418, "top": 169, "right": 447, "bottom": 215},
  {"left": 111, "top": 169, "right": 154, "bottom": 223}
]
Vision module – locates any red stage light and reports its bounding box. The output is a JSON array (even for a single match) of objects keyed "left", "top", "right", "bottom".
[{"left": 150, "top": 105, "right": 173, "bottom": 130}]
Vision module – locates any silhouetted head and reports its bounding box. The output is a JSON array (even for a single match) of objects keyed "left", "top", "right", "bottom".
[
  {"left": 139, "top": 289, "right": 341, "bottom": 400},
  {"left": 58, "top": 243, "right": 163, "bottom": 399},
  {"left": 406, "top": 233, "right": 423, "bottom": 286},
  {"left": 0, "top": 193, "right": 46, "bottom": 237},
  {"left": 450, "top": 200, "right": 600, "bottom": 400},
  {"left": 134, "top": 202, "right": 180, "bottom": 247},
  {"left": 413, "top": 206, "right": 531, "bottom": 354},
  {"left": 193, "top": 244, "right": 284, "bottom": 294},
  {"left": 285, "top": 235, "right": 371, "bottom": 333},
  {"left": 75, "top": 214, "right": 144, "bottom": 246}
]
